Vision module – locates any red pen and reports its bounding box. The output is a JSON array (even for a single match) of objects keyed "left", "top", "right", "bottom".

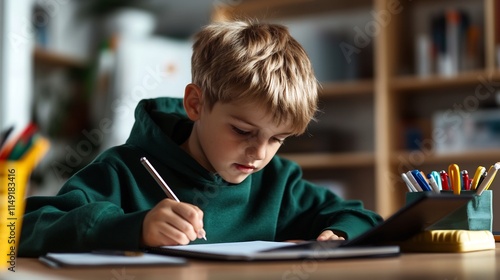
[
  {"left": 440, "top": 170, "right": 450, "bottom": 191},
  {"left": 461, "top": 170, "right": 470, "bottom": 190}
]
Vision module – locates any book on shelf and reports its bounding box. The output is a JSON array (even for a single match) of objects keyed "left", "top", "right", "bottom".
[{"left": 416, "top": 9, "right": 482, "bottom": 77}]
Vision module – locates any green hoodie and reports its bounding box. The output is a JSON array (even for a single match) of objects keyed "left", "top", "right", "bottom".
[{"left": 19, "top": 97, "right": 382, "bottom": 257}]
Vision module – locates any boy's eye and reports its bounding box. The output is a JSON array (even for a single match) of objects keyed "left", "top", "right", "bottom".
[
  {"left": 273, "top": 138, "right": 285, "bottom": 145},
  {"left": 232, "top": 126, "right": 250, "bottom": 135}
]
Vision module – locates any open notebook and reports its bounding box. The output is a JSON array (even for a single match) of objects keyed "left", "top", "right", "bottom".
[{"left": 148, "top": 192, "right": 473, "bottom": 261}]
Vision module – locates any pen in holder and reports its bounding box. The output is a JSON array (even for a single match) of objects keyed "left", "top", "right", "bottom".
[{"left": 406, "top": 190, "right": 493, "bottom": 231}]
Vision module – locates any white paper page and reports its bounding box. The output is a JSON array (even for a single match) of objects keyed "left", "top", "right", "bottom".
[
  {"left": 44, "top": 252, "right": 186, "bottom": 266},
  {"left": 161, "top": 241, "right": 295, "bottom": 256}
]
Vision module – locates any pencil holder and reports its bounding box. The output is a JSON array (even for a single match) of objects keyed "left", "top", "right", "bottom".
[
  {"left": 406, "top": 190, "right": 493, "bottom": 231},
  {"left": 0, "top": 160, "right": 32, "bottom": 270},
  {"left": 0, "top": 138, "right": 49, "bottom": 269}
]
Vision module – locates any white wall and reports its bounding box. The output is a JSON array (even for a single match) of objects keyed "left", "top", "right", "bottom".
[
  {"left": 0, "top": 0, "right": 34, "bottom": 134},
  {"left": 0, "top": 2, "right": 3, "bottom": 122}
]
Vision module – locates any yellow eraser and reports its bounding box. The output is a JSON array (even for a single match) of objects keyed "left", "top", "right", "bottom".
[{"left": 399, "top": 230, "right": 495, "bottom": 253}]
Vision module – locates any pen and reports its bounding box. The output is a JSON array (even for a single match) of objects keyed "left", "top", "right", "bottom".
[
  {"left": 478, "top": 171, "right": 488, "bottom": 187},
  {"left": 448, "top": 164, "right": 461, "bottom": 195},
  {"left": 426, "top": 173, "right": 440, "bottom": 193},
  {"left": 440, "top": 170, "right": 450, "bottom": 191},
  {"left": 470, "top": 166, "right": 486, "bottom": 190},
  {"left": 406, "top": 171, "right": 423, "bottom": 192},
  {"left": 401, "top": 173, "right": 417, "bottom": 192},
  {"left": 430, "top": 171, "right": 442, "bottom": 191},
  {"left": 411, "top": 170, "right": 432, "bottom": 191},
  {"left": 461, "top": 170, "right": 470, "bottom": 191},
  {"left": 140, "top": 157, "right": 207, "bottom": 241},
  {"left": 476, "top": 162, "right": 500, "bottom": 195},
  {"left": 0, "top": 125, "right": 14, "bottom": 150}
]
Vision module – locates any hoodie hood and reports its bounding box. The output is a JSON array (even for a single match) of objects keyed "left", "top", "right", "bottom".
[{"left": 125, "top": 97, "right": 228, "bottom": 186}]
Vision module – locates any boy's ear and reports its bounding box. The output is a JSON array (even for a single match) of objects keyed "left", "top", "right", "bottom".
[{"left": 183, "top": 84, "right": 204, "bottom": 121}]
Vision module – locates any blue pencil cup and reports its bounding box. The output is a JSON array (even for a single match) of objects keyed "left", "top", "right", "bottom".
[{"left": 405, "top": 190, "right": 493, "bottom": 231}]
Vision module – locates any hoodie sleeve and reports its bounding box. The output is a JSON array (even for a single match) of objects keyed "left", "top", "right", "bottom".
[
  {"left": 275, "top": 160, "right": 383, "bottom": 241},
  {"left": 19, "top": 162, "right": 149, "bottom": 257}
]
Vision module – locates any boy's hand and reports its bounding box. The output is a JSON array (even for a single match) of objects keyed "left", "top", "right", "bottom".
[
  {"left": 316, "top": 230, "right": 345, "bottom": 241},
  {"left": 142, "top": 198, "right": 206, "bottom": 247}
]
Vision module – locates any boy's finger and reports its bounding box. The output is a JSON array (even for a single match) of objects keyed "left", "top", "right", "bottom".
[
  {"left": 316, "top": 231, "right": 332, "bottom": 241},
  {"left": 160, "top": 223, "right": 193, "bottom": 245},
  {"left": 165, "top": 217, "right": 198, "bottom": 242},
  {"left": 197, "top": 228, "right": 207, "bottom": 240},
  {"left": 316, "top": 230, "right": 344, "bottom": 241},
  {"left": 172, "top": 203, "right": 205, "bottom": 237}
]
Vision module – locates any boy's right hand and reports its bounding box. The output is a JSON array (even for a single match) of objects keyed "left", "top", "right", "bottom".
[{"left": 142, "top": 198, "right": 206, "bottom": 247}]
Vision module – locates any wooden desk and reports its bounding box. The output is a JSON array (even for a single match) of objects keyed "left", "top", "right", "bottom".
[{"left": 7, "top": 245, "right": 500, "bottom": 280}]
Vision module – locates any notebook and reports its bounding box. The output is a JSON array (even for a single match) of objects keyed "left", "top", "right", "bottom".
[
  {"left": 148, "top": 192, "right": 473, "bottom": 261},
  {"left": 39, "top": 252, "right": 186, "bottom": 268}
]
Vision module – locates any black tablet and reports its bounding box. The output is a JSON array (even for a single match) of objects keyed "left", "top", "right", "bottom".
[{"left": 344, "top": 192, "right": 474, "bottom": 246}]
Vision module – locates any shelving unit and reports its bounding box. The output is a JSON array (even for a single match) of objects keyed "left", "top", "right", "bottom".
[
  {"left": 31, "top": 46, "right": 93, "bottom": 195},
  {"left": 32, "top": 46, "right": 89, "bottom": 135},
  {"left": 215, "top": 0, "right": 500, "bottom": 225},
  {"left": 33, "top": 47, "right": 87, "bottom": 69},
  {"left": 281, "top": 152, "right": 375, "bottom": 169}
]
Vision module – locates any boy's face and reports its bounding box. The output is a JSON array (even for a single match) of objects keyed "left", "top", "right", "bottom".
[{"left": 187, "top": 100, "right": 293, "bottom": 184}]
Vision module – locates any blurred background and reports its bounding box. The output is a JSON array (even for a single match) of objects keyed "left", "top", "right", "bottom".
[
  {"left": 1, "top": 0, "right": 500, "bottom": 224},
  {"left": 1, "top": 0, "right": 219, "bottom": 195}
]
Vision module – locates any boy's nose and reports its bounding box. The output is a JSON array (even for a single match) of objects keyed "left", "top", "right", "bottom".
[{"left": 247, "top": 141, "right": 266, "bottom": 160}]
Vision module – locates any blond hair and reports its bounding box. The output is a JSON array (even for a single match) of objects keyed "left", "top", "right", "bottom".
[{"left": 191, "top": 20, "right": 318, "bottom": 135}]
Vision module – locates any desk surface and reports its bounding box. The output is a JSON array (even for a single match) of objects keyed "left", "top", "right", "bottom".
[{"left": 6, "top": 244, "right": 500, "bottom": 280}]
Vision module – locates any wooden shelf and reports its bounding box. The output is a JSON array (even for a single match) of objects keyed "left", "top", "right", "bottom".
[
  {"left": 219, "top": 0, "right": 373, "bottom": 20},
  {"left": 280, "top": 151, "right": 375, "bottom": 169},
  {"left": 390, "top": 70, "right": 500, "bottom": 92},
  {"left": 392, "top": 149, "right": 500, "bottom": 165},
  {"left": 33, "top": 47, "right": 87, "bottom": 69},
  {"left": 320, "top": 79, "right": 374, "bottom": 97}
]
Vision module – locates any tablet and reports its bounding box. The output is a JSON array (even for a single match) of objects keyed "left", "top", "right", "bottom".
[{"left": 344, "top": 192, "right": 473, "bottom": 246}]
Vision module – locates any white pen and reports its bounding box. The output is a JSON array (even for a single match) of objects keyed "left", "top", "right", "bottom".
[
  {"left": 401, "top": 173, "right": 417, "bottom": 192},
  {"left": 426, "top": 175, "right": 441, "bottom": 193},
  {"left": 406, "top": 171, "right": 423, "bottom": 192},
  {"left": 140, "top": 157, "right": 207, "bottom": 241}
]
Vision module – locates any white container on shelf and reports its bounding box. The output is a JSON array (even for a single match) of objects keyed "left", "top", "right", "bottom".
[{"left": 433, "top": 109, "right": 500, "bottom": 154}]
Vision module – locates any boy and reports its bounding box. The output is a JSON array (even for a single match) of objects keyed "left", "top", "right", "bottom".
[{"left": 19, "top": 20, "right": 382, "bottom": 257}]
